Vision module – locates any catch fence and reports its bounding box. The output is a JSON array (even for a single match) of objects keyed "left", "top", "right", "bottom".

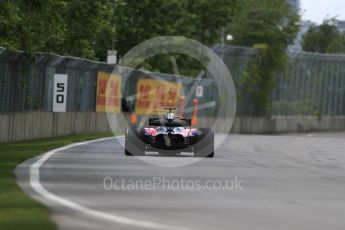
[
  {"left": 1, "top": 46, "right": 345, "bottom": 117},
  {"left": 213, "top": 44, "right": 345, "bottom": 116}
]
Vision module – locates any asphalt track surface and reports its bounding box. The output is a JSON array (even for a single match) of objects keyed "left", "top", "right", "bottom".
[{"left": 16, "top": 133, "right": 345, "bottom": 230}]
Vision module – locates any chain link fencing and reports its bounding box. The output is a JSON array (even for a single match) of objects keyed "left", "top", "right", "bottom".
[
  {"left": 0, "top": 48, "right": 113, "bottom": 112},
  {"left": 0, "top": 47, "right": 217, "bottom": 117},
  {"left": 273, "top": 51, "right": 345, "bottom": 116},
  {"left": 1, "top": 46, "right": 345, "bottom": 117},
  {"left": 213, "top": 44, "right": 345, "bottom": 116}
]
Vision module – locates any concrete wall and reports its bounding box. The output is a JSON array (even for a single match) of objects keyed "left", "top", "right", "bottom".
[
  {"left": 231, "top": 116, "right": 345, "bottom": 133},
  {"left": 1, "top": 112, "right": 345, "bottom": 143},
  {"left": 0, "top": 111, "right": 111, "bottom": 143}
]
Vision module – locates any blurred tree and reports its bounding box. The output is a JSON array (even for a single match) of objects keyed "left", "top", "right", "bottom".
[
  {"left": 228, "top": 0, "right": 300, "bottom": 115},
  {"left": 187, "top": 0, "right": 238, "bottom": 46},
  {"left": 0, "top": 1, "right": 21, "bottom": 50},
  {"left": 0, "top": 0, "right": 66, "bottom": 54},
  {"left": 114, "top": 0, "right": 202, "bottom": 76},
  {"left": 0, "top": 0, "right": 300, "bottom": 67},
  {"left": 114, "top": 0, "right": 195, "bottom": 55},
  {"left": 302, "top": 18, "right": 345, "bottom": 53},
  {"left": 62, "top": 0, "right": 114, "bottom": 60},
  {"left": 0, "top": 0, "right": 114, "bottom": 60},
  {"left": 229, "top": 0, "right": 299, "bottom": 50},
  {"left": 12, "top": 0, "right": 65, "bottom": 53},
  {"left": 114, "top": 0, "right": 239, "bottom": 76}
]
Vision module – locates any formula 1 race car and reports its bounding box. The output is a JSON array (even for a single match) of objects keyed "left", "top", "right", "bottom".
[{"left": 124, "top": 108, "right": 214, "bottom": 158}]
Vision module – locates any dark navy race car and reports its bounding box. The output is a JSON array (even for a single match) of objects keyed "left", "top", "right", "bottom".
[{"left": 124, "top": 108, "right": 214, "bottom": 158}]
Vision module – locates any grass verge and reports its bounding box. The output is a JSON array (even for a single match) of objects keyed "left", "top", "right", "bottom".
[{"left": 0, "top": 133, "right": 113, "bottom": 230}]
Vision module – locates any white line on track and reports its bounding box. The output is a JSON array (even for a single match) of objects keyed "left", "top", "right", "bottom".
[{"left": 29, "top": 136, "right": 195, "bottom": 230}]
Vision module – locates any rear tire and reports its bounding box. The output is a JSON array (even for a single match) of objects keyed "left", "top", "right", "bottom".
[
  {"left": 193, "top": 128, "right": 214, "bottom": 158},
  {"left": 124, "top": 126, "right": 146, "bottom": 156},
  {"left": 124, "top": 148, "right": 132, "bottom": 156}
]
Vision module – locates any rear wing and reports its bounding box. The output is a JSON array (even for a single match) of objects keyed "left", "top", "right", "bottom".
[{"left": 148, "top": 118, "right": 191, "bottom": 127}]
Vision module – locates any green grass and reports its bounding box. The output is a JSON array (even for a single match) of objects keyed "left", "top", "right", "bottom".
[{"left": 0, "top": 133, "right": 113, "bottom": 230}]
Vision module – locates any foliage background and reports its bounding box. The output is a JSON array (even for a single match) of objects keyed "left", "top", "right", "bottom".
[{"left": 0, "top": 0, "right": 300, "bottom": 114}]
